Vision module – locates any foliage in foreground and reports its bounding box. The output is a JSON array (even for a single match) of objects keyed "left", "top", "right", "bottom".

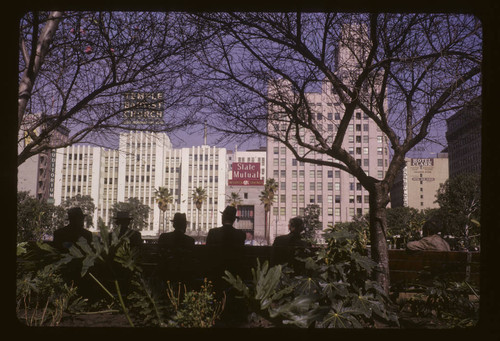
[{"left": 223, "top": 227, "right": 400, "bottom": 328}]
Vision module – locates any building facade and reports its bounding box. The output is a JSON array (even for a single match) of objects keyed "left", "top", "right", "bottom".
[
  {"left": 266, "top": 24, "right": 390, "bottom": 243},
  {"left": 226, "top": 148, "right": 267, "bottom": 243},
  {"left": 18, "top": 114, "right": 70, "bottom": 202},
  {"left": 390, "top": 154, "right": 449, "bottom": 209},
  {"left": 446, "top": 97, "right": 481, "bottom": 178},
  {"left": 53, "top": 131, "right": 227, "bottom": 238}
]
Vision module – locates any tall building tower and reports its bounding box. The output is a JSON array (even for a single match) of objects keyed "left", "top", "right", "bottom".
[
  {"left": 266, "top": 24, "right": 390, "bottom": 242},
  {"left": 446, "top": 97, "right": 481, "bottom": 178},
  {"left": 53, "top": 131, "right": 227, "bottom": 239}
]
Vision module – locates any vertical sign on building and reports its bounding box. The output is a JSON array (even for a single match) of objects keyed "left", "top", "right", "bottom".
[
  {"left": 122, "top": 92, "right": 164, "bottom": 125},
  {"left": 48, "top": 150, "right": 56, "bottom": 203}
]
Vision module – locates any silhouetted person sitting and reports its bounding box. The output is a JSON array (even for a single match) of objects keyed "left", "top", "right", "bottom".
[
  {"left": 407, "top": 216, "right": 451, "bottom": 252},
  {"left": 206, "top": 206, "right": 247, "bottom": 326},
  {"left": 52, "top": 207, "right": 94, "bottom": 298},
  {"left": 158, "top": 213, "right": 195, "bottom": 249},
  {"left": 206, "top": 206, "right": 246, "bottom": 246},
  {"left": 53, "top": 207, "right": 93, "bottom": 251},
  {"left": 157, "top": 213, "right": 196, "bottom": 285},
  {"left": 272, "top": 217, "right": 309, "bottom": 271},
  {"left": 114, "top": 211, "right": 142, "bottom": 248}
]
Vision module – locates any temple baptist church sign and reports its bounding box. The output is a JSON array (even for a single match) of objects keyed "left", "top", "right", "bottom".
[{"left": 122, "top": 92, "right": 164, "bottom": 125}]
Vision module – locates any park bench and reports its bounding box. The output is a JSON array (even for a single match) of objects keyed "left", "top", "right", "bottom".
[{"left": 137, "top": 244, "right": 480, "bottom": 288}]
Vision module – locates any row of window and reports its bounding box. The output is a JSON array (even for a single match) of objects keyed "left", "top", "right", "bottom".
[{"left": 272, "top": 206, "right": 365, "bottom": 218}]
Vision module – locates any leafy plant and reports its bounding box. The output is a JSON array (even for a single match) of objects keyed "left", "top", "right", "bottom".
[
  {"left": 223, "top": 227, "right": 399, "bottom": 328},
  {"left": 166, "top": 279, "right": 225, "bottom": 327}
]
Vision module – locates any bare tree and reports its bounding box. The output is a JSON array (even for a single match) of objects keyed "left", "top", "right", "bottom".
[
  {"left": 18, "top": 11, "right": 201, "bottom": 166},
  {"left": 190, "top": 12, "right": 482, "bottom": 293}
]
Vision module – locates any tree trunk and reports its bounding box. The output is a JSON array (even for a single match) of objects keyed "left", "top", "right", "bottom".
[
  {"left": 368, "top": 184, "right": 391, "bottom": 295},
  {"left": 264, "top": 210, "right": 268, "bottom": 244}
]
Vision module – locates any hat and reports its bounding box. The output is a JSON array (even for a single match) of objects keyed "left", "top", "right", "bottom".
[
  {"left": 220, "top": 206, "right": 239, "bottom": 220},
  {"left": 114, "top": 211, "right": 132, "bottom": 221},
  {"left": 67, "top": 207, "right": 85, "bottom": 219},
  {"left": 170, "top": 212, "right": 188, "bottom": 226}
]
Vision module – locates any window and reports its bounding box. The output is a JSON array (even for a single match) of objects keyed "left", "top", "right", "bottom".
[
  {"left": 348, "top": 124, "right": 354, "bottom": 132},
  {"left": 363, "top": 135, "right": 369, "bottom": 143},
  {"left": 280, "top": 158, "right": 286, "bottom": 167},
  {"left": 292, "top": 182, "right": 297, "bottom": 190},
  {"left": 335, "top": 208, "right": 340, "bottom": 216},
  {"left": 328, "top": 124, "right": 334, "bottom": 131},
  {"left": 299, "top": 182, "right": 305, "bottom": 190},
  {"left": 356, "top": 208, "right": 363, "bottom": 216},
  {"left": 292, "top": 170, "right": 297, "bottom": 178},
  {"left": 273, "top": 146, "right": 279, "bottom": 154},
  {"left": 273, "top": 159, "right": 279, "bottom": 166},
  {"left": 356, "top": 111, "right": 361, "bottom": 119},
  {"left": 328, "top": 182, "right": 333, "bottom": 190},
  {"left": 273, "top": 170, "right": 279, "bottom": 178},
  {"left": 363, "top": 159, "right": 369, "bottom": 167},
  {"left": 281, "top": 170, "right": 286, "bottom": 177},
  {"left": 310, "top": 195, "right": 315, "bottom": 203},
  {"left": 357, "top": 195, "right": 362, "bottom": 203},
  {"left": 335, "top": 182, "right": 340, "bottom": 191},
  {"left": 363, "top": 124, "right": 369, "bottom": 132},
  {"left": 377, "top": 136, "right": 383, "bottom": 143},
  {"left": 349, "top": 135, "right": 354, "bottom": 143},
  {"left": 377, "top": 170, "right": 384, "bottom": 178},
  {"left": 317, "top": 195, "right": 323, "bottom": 203},
  {"left": 363, "top": 147, "right": 369, "bottom": 155},
  {"left": 281, "top": 147, "right": 286, "bottom": 154},
  {"left": 335, "top": 170, "right": 340, "bottom": 178},
  {"left": 273, "top": 207, "right": 279, "bottom": 216},
  {"left": 244, "top": 193, "right": 248, "bottom": 199},
  {"left": 280, "top": 194, "right": 286, "bottom": 203},
  {"left": 299, "top": 170, "right": 305, "bottom": 178},
  {"left": 356, "top": 159, "right": 361, "bottom": 166},
  {"left": 310, "top": 182, "right": 315, "bottom": 191},
  {"left": 356, "top": 124, "right": 361, "bottom": 132},
  {"left": 349, "top": 182, "right": 355, "bottom": 190},
  {"left": 328, "top": 112, "right": 333, "bottom": 120},
  {"left": 356, "top": 147, "right": 361, "bottom": 154},
  {"left": 327, "top": 170, "right": 333, "bottom": 178},
  {"left": 328, "top": 195, "right": 333, "bottom": 203},
  {"left": 356, "top": 183, "right": 362, "bottom": 190},
  {"left": 310, "top": 170, "right": 316, "bottom": 178},
  {"left": 317, "top": 113, "right": 323, "bottom": 120},
  {"left": 299, "top": 194, "right": 305, "bottom": 203},
  {"left": 281, "top": 182, "right": 286, "bottom": 190},
  {"left": 377, "top": 147, "right": 383, "bottom": 155},
  {"left": 317, "top": 182, "right": 323, "bottom": 190},
  {"left": 292, "top": 195, "right": 297, "bottom": 203},
  {"left": 292, "top": 158, "right": 297, "bottom": 166},
  {"left": 377, "top": 159, "right": 383, "bottom": 167},
  {"left": 349, "top": 195, "right": 354, "bottom": 203},
  {"left": 356, "top": 135, "right": 361, "bottom": 143},
  {"left": 349, "top": 147, "right": 354, "bottom": 155},
  {"left": 335, "top": 113, "right": 340, "bottom": 120}
]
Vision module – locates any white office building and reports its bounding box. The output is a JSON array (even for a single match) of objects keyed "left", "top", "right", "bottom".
[{"left": 53, "top": 131, "right": 227, "bottom": 238}]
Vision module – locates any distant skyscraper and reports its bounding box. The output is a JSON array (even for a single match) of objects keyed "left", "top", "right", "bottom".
[
  {"left": 53, "top": 131, "right": 227, "bottom": 238},
  {"left": 266, "top": 24, "right": 390, "bottom": 242},
  {"left": 446, "top": 97, "right": 481, "bottom": 177}
]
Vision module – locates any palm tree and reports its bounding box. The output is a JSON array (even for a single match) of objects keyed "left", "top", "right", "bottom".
[
  {"left": 192, "top": 187, "right": 208, "bottom": 231},
  {"left": 227, "top": 191, "right": 243, "bottom": 208},
  {"left": 154, "top": 187, "right": 173, "bottom": 233},
  {"left": 259, "top": 178, "right": 278, "bottom": 244}
]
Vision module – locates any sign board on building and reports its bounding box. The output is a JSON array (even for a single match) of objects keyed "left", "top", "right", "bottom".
[
  {"left": 411, "top": 158, "right": 434, "bottom": 167},
  {"left": 122, "top": 92, "right": 164, "bottom": 125},
  {"left": 228, "top": 162, "right": 264, "bottom": 186}
]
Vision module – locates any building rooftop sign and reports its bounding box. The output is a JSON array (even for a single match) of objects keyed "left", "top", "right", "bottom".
[{"left": 122, "top": 92, "right": 164, "bottom": 125}]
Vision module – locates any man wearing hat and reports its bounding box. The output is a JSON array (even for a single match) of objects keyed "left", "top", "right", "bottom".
[
  {"left": 158, "top": 212, "right": 195, "bottom": 249},
  {"left": 114, "top": 211, "right": 143, "bottom": 248},
  {"left": 206, "top": 206, "right": 246, "bottom": 246},
  {"left": 53, "top": 207, "right": 93, "bottom": 250}
]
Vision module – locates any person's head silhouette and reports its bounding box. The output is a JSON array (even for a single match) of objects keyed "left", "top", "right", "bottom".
[
  {"left": 221, "top": 206, "right": 239, "bottom": 225},
  {"left": 114, "top": 211, "right": 132, "bottom": 230},
  {"left": 288, "top": 217, "right": 304, "bottom": 236},
  {"left": 67, "top": 207, "right": 85, "bottom": 229},
  {"left": 171, "top": 213, "right": 188, "bottom": 233}
]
